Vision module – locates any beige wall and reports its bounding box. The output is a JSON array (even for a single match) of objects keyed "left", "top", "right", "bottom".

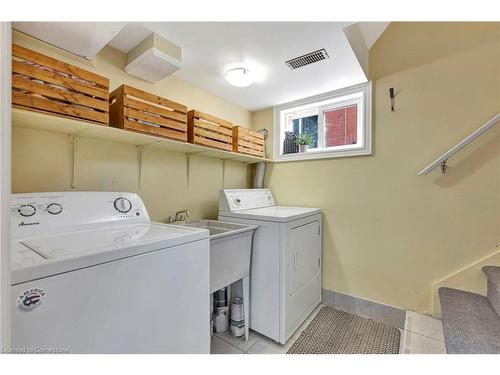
[
  {"left": 252, "top": 22, "right": 500, "bottom": 313},
  {"left": 12, "top": 36, "right": 251, "bottom": 222},
  {"left": 11, "top": 23, "right": 500, "bottom": 314}
]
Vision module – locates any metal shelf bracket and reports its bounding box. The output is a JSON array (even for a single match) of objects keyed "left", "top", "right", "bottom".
[
  {"left": 137, "top": 142, "right": 160, "bottom": 189},
  {"left": 68, "top": 129, "right": 88, "bottom": 189},
  {"left": 221, "top": 159, "right": 226, "bottom": 188},
  {"left": 184, "top": 152, "right": 205, "bottom": 189},
  {"left": 186, "top": 153, "right": 192, "bottom": 189}
]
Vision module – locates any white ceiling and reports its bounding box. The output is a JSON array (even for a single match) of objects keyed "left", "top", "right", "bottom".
[
  {"left": 109, "top": 22, "right": 387, "bottom": 111},
  {"left": 14, "top": 22, "right": 389, "bottom": 111}
]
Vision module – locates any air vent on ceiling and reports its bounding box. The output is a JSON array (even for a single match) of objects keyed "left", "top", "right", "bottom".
[{"left": 285, "top": 48, "right": 329, "bottom": 70}]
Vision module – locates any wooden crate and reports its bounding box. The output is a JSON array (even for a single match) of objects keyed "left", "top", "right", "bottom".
[
  {"left": 187, "top": 110, "right": 233, "bottom": 151},
  {"left": 109, "top": 85, "right": 188, "bottom": 141},
  {"left": 12, "top": 44, "right": 109, "bottom": 125},
  {"left": 232, "top": 126, "right": 265, "bottom": 157}
]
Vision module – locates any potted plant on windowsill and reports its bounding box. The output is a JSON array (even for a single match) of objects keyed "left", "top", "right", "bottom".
[{"left": 295, "top": 132, "right": 314, "bottom": 152}]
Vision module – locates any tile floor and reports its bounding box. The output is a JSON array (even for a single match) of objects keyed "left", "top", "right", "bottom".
[
  {"left": 401, "top": 310, "right": 446, "bottom": 354},
  {"left": 211, "top": 304, "right": 447, "bottom": 354}
]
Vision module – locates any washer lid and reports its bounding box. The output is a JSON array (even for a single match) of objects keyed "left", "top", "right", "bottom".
[
  {"left": 11, "top": 241, "right": 45, "bottom": 269},
  {"left": 219, "top": 206, "right": 321, "bottom": 223},
  {"left": 11, "top": 222, "right": 208, "bottom": 285},
  {"left": 21, "top": 223, "right": 199, "bottom": 260}
]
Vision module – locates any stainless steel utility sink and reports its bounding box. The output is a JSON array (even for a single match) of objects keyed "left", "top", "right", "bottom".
[{"left": 183, "top": 220, "right": 257, "bottom": 293}]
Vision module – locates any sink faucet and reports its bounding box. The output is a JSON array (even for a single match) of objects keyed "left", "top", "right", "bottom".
[{"left": 169, "top": 209, "right": 190, "bottom": 224}]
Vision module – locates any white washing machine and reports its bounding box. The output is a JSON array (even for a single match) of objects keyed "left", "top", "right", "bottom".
[
  {"left": 10, "top": 191, "right": 210, "bottom": 353},
  {"left": 218, "top": 189, "right": 321, "bottom": 344}
]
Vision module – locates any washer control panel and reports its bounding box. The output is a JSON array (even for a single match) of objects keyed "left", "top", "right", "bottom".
[
  {"left": 219, "top": 189, "right": 275, "bottom": 212},
  {"left": 18, "top": 204, "right": 37, "bottom": 217},
  {"left": 47, "top": 203, "right": 63, "bottom": 215},
  {"left": 114, "top": 197, "right": 132, "bottom": 213},
  {"left": 12, "top": 192, "right": 149, "bottom": 238}
]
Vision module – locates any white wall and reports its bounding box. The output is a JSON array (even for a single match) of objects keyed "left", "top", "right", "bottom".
[{"left": 0, "top": 22, "right": 12, "bottom": 348}]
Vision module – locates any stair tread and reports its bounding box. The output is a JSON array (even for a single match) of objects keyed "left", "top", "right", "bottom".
[
  {"left": 439, "top": 287, "right": 500, "bottom": 354},
  {"left": 483, "top": 266, "right": 500, "bottom": 289}
]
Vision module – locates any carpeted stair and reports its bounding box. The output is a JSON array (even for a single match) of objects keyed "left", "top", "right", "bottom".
[
  {"left": 483, "top": 266, "right": 500, "bottom": 316},
  {"left": 438, "top": 266, "right": 500, "bottom": 354}
]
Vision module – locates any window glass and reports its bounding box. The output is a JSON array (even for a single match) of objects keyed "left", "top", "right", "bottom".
[
  {"left": 301, "top": 115, "right": 318, "bottom": 148},
  {"left": 325, "top": 105, "right": 357, "bottom": 147}
]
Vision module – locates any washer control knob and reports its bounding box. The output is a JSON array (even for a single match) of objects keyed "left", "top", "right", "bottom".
[
  {"left": 18, "top": 204, "right": 36, "bottom": 217},
  {"left": 114, "top": 197, "right": 132, "bottom": 213},
  {"left": 47, "top": 203, "right": 63, "bottom": 215}
]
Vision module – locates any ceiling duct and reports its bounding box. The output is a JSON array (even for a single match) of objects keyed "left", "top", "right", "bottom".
[
  {"left": 285, "top": 48, "right": 329, "bottom": 70},
  {"left": 125, "top": 33, "right": 182, "bottom": 83}
]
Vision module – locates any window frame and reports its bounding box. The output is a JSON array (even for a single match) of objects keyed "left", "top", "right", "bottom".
[{"left": 273, "top": 81, "right": 372, "bottom": 162}]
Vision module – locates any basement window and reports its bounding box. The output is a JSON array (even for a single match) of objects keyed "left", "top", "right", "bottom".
[{"left": 273, "top": 82, "right": 372, "bottom": 161}]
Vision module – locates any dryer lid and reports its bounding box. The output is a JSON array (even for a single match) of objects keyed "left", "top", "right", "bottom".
[{"left": 219, "top": 205, "right": 321, "bottom": 223}]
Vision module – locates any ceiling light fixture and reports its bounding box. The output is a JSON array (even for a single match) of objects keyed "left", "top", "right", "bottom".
[{"left": 225, "top": 67, "right": 253, "bottom": 87}]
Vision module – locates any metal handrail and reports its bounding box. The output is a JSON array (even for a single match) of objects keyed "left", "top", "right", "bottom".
[{"left": 418, "top": 113, "right": 500, "bottom": 175}]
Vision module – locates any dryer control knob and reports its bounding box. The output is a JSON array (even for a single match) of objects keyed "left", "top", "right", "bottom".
[
  {"left": 114, "top": 197, "right": 132, "bottom": 213},
  {"left": 47, "top": 203, "right": 63, "bottom": 215},
  {"left": 18, "top": 204, "right": 36, "bottom": 217}
]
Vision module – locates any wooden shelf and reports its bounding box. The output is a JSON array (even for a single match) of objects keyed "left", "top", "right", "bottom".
[{"left": 12, "top": 108, "right": 271, "bottom": 164}]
